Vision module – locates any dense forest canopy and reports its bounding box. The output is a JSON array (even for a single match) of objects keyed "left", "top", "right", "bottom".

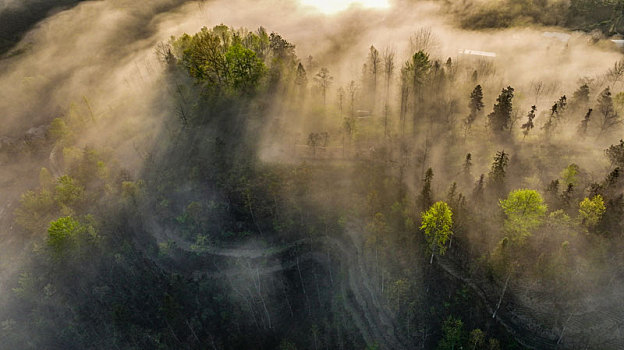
[{"left": 2, "top": 0, "right": 624, "bottom": 349}]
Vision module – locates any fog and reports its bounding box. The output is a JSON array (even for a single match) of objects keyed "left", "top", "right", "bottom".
[{"left": 2, "top": 0, "right": 624, "bottom": 348}]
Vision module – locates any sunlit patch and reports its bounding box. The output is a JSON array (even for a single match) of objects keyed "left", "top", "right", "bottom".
[{"left": 300, "top": 0, "right": 390, "bottom": 14}]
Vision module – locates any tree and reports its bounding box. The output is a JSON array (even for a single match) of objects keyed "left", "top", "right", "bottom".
[
  {"left": 54, "top": 175, "right": 84, "bottom": 207},
  {"left": 521, "top": 105, "right": 537, "bottom": 139},
  {"left": 307, "top": 132, "right": 328, "bottom": 157},
  {"left": 570, "top": 83, "right": 590, "bottom": 112},
  {"left": 605, "top": 139, "right": 624, "bottom": 168},
  {"left": 347, "top": 80, "right": 358, "bottom": 117},
  {"left": 382, "top": 48, "right": 395, "bottom": 137},
  {"left": 560, "top": 163, "right": 580, "bottom": 187},
  {"left": 469, "top": 329, "right": 485, "bottom": 350},
  {"left": 314, "top": 67, "right": 333, "bottom": 107},
  {"left": 463, "top": 153, "right": 473, "bottom": 182},
  {"left": 500, "top": 189, "right": 547, "bottom": 241},
  {"left": 488, "top": 150, "right": 509, "bottom": 197},
  {"left": 488, "top": 86, "right": 514, "bottom": 134},
  {"left": 579, "top": 195, "right": 606, "bottom": 229},
  {"left": 597, "top": 87, "right": 621, "bottom": 136},
  {"left": 295, "top": 62, "right": 307, "bottom": 100},
  {"left": 437, "top": 316, "right": 463, "bottom": 350},
  {"left": 420, "top": 168, "right": 434, "bottom": 211},
  {"left": 421, "top": 201, "right": 454, "bottom": 263},
  {"left": 472, "top": 174, "right": 485, "bottom": 202},
  {"left": 47, "top": 216, "right": 80, "bottom": 254},
  {"left": 464, "top": 85, "right": 484, "bottom": 133},
  {"left": 225, "top": 43, "right": 266, "bottom": 94},
  {"left": 403, "top": 51, "right": 431, "bottom": 134},
  {"left": 543, "top": 96, "right": 567, "bottom": 135},
  {"left": 367, "top": 45, "right": 381, "bottom": 106},
  {"left": 578, "top": 108, "right": 592, "bottom": 136}
]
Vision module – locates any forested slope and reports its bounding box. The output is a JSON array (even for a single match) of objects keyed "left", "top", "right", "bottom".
[{"left": 2, "top": 4, "right": 624, "bottom": 349}]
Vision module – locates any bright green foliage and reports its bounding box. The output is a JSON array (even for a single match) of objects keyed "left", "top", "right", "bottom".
[
  {"left": 54, "top": 175, "right": 84, "bottom": 207},
  {"left": 175, "top": 25, "right": 267, "bottom": 95},
  {"left": 488, "top": 86, "right": 514, "bottom": 133},
  {"left": 500, "top": 189, "right": 547, "bottom": 241},
  {"left": 225, "top": 43, "right": 265, "bottom": 93},
  {"left": 47, "top": 216, "right": 99, "bottom": 258},
  {"left": 560, "top": 163, "right": 579, "bottom": 186},
  {"left": 47, "top": 216, "right": 80, "bottom": 253},
  {"left": 579, "top": 195, "right": 606, "bottom": 228},
  {"left": 421, "top": 201, "right": 454, "bottom": 256},
  {"left": 437, "top": 316, "right": 463, "bottom": 350}
]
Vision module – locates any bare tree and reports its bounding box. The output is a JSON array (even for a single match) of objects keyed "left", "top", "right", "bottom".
[{"left": 409, "top": 27, "right": 438, "bottom": 55}]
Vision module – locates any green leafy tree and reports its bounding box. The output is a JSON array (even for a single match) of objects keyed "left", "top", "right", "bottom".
[
  {"left": 225, "top": 43, "right": 266, "bottom": 94},
  {"left": 560, "top": 163, "right": 580, "bottom": 187},
  {"left": 54, "top": 175, "right": 84, "bottom": 207},
  {"left": 421, "top": 201, "right": 454, "bottom": 263},
  {"left": 469, "top": 329, "right": 485, "bottom": 350},
  {"left": 437, "top": 316, "right": 464, "bottom": 350},
  {"left": 47, "top": 216, "right": 80, "bottom": 254},
  {"left": 579, "top": 195, "right": 606, "bottom": 229},
  {"left": 500, "top": 189, "right": 547, "bottom": 241}
]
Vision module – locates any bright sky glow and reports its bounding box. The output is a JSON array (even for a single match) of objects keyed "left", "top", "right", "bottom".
[{"left": 300, "top": 0, "right": 390, "bottom": 14}]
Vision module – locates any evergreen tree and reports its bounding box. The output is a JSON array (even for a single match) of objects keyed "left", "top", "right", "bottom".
[
  {"left": 606, "top": 139, "right": 624, "bottom": 168},
  {"left": 464, "top": 85, "right": 484, "bottom": 133},
  {"left": 472, "top": 174, "right": 485, "bottom": 202},
  {"left": 578, "top": 108, "right": 592, "bottom": 136},
  {"left": 521, "top": 105, "right": 537, "bottom": 139},
  {"left": 571, "top": 83, "right": 590, "bottom": 111},
  {"left": 488, "top": 151, "right": 509, "bottom": 196},
  {"left": 463, "top": 153, "right": 473, "bottom": 186},
  {"left": 488, "top": 86, "right": 515, "bottom": 134},
  {"left": 420, "top": 167, "right": 434, "bottom": 211}
]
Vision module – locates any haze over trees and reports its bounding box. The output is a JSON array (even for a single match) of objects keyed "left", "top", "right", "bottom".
[{"left": 3, "top": 1, "right": 624, "bottom": 349}]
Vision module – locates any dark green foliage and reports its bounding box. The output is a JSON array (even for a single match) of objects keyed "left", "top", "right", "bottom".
[
  {"left": 487, "top": 87, "right": 514, "bottom": 135},
  {"left": 521, "top": 105, "right": 536, "bottom": 139},
  {"left": 605, "top": 139, "right": 624, "bottom": 168},
  {"left": 488, "top": 151, "right": 509, "bottom": 197},
  {"left": 420, "top": 168, "right": 434, "bottom": 211},
  {"left": 437, "top": 316, "right": 464, "bottom": 350},
  {"left": 578, "top": 108, "right": 592, "bottom": 136},
  {"left": 464, "top": 85, "right": 484, "bottom": 132}
]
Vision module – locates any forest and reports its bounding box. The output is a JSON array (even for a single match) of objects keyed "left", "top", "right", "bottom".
[{"left": 2, "top": 0, "right": 624, "bottom": 349}]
